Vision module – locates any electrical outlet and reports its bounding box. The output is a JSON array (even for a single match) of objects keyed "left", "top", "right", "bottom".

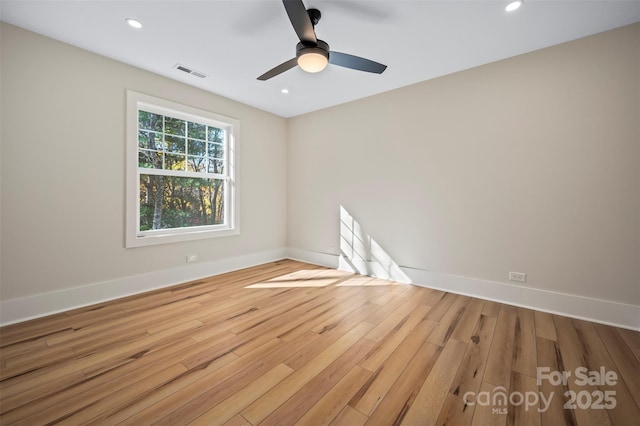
[
  {"left": 509, "top": 271, "right": 526, "bottom": 283},
  {"left": 186, "top": 254, "right": 198, "bottom": 263}
]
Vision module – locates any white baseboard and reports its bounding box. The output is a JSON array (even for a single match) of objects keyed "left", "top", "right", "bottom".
[
  {"left": 3, "top": 247, "right": 638, "bottom": 332},
  {"left": 403, "top": 266, "right": 640, "bottom": 332},
  {"left": 288, "top": 248, "right": 640, "bottom": 331},
  {"left": 0, "top": 248, "right": 288, "bottom": 326},
  {"left": 286, "top": 247, "right": 339, "bottom": 269}
]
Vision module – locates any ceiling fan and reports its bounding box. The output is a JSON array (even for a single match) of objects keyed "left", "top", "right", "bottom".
[{"left": 257, "top": 0, "right": 387, "bottom": 81}]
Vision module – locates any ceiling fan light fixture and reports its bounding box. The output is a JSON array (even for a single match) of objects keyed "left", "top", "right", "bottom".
[
  {"left": 256, "top": 2, "right": 387, "bottom": 81},
  {"left": 296, "top": 50, "right": 328, "bottom": 73},
  {"left": 505, "top": 0, "right": 523, "bottom": 12}
]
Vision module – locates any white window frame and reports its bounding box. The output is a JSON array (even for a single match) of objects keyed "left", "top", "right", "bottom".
[{"left": 126, "top": 90, "right": 239, "bottom": 248}]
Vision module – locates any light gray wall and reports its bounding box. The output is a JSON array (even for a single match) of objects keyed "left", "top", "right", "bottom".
[
  {"left": 2, "top": 22, "right": 638, "bottom": 308},
  {"left": 287, "top": 24, "right": 640, "bottom": 305},
  {"left": 0, "top": 23, "right": 288, "bottom": 300}
]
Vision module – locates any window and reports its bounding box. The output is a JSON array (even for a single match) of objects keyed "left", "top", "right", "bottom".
[{"left": 126, "top": 91, "right": 239, "bottom": 247}]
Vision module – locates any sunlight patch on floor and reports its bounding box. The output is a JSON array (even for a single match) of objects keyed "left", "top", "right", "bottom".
[
  {"left": 245, "top": 268, "right": 352, "bottom": 289},
  {"left": 244, "top": 267, "right": 406, "bottom": 289},
  {"left": 335, "top": 275, "right": 405, "bottom": 287}
]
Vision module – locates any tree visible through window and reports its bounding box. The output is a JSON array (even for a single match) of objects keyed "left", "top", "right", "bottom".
[
  {"left": 138, "top": 110, "right": 225, "bottom": 230},
  {"left": 126, "top": 91, "right": 238, "bottom": 247}
]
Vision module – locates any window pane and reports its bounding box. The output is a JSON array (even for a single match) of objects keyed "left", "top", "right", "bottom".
[
  {"left": 188, "top": 139, "right": 206, "bottom": 156},
  {"left": 165, "top": 117, "right": 186, "bottom": 136},
  {"left": 139, "top": 111, "right": 162, "bottom": 132},
  {"left": 187, "top": 156, "right": 207, "bottom": 172},
  {"left": 139, "top": 131, "right": 163, "bottom": 150},
  {"left": 165, "top": 154, "right": 185, "bottom": 171},
  {"left": 208, "top": 142, "right": 224, "bottom": 159},
  {"left": 166, "top": 135, "right": 185, "bottom": 154},
  {"left": 188, "top": 122, "right": 206, "bottom": 140},
  {"left": 139, "top": 150, "right": 163, "bottom": 169},
  {"left": 208, "top": 127, "right": 224, "bottom": 143},
  {"left": 208, "top": 159, "right": 224, "bottom": 174},
  {"left": 139, "top": 174, "right": 225, "bottom": 231}
]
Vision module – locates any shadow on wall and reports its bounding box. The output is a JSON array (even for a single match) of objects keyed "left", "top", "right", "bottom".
[{"left": 339, "top": 206, "right": 412, "bottom": 284}]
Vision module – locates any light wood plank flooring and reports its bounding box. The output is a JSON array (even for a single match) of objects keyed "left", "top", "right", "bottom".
[{"left": 1, "top": 259, "right": 638, "bottom": 425}]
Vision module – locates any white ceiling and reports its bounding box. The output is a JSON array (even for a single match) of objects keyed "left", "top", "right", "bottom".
[{"left": 1, "top": 0, "right": 639, "bottom": 117}]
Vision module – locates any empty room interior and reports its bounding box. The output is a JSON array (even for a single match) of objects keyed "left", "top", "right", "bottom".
[{"left": 0, "top": 1, "right": 639, "bottom": 425}]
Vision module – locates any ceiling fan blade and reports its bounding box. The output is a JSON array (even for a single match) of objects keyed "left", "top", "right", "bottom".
[
  {"left": 257, "top": 57, "right": 298, "bottom": 81},
  {"left": 283, "top": 0, "right": 317, "bottom": 44},
  {"left": 329, "top": 52, "right": 387, "bottom": 74}
]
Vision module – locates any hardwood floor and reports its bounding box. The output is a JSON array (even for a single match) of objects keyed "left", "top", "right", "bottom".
[{"left": 1, "top": 259, "right": 638, "bottom": 425}]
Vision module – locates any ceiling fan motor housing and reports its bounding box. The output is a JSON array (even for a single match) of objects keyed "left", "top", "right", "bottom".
[{"left": 296, "top": 39, "right": 330, "bottom": 59}]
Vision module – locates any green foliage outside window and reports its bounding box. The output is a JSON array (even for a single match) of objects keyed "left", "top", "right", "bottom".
[{"left": 137, "top": 110, "right": 226, "bottom": 231}]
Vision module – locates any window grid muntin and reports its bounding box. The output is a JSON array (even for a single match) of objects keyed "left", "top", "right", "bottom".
[{"left": 138, "top": 109, "right": 226, "bottom": 177}]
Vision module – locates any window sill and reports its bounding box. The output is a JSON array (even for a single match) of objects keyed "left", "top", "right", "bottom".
[{"left": 126, "top": 226, "right": 239, "bottom": 248}]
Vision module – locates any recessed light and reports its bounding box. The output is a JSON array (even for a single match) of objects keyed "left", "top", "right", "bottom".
[
  {"left": 281, "top": 89, "right": 289, "bottom": 94},
  {"left": 505, "top": 0, "right": 523, "bottom": 12},
  {"left": 125, "top": 18, "right": 143, "bottom": 29}
]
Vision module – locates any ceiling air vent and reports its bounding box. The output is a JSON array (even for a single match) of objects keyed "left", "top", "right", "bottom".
[{"left": 174, "top": 64, "right": 208, "bottom": 79}]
